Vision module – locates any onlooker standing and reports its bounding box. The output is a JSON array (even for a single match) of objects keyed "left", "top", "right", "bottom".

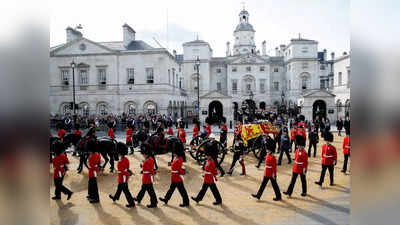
[{"left": 336, "top": 117, "right": 344, "bottom": 136}]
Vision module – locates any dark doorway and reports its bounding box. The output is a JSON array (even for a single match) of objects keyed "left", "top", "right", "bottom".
[
  {"left": 208, "top": 101, "right": 223, "bottom": 124},
  {"left": 259, "top": 102, "right": 266, "bottom": 110},
  {"left": 313, "top": 100, "right": 327, "bottom": 121},
  {"left": 233, "top": 102, "right": 239, "bottom": 121}
]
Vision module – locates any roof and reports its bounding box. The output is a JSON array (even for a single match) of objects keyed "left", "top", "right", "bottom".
[
  {"left": 183, "top": 39, "right": 209, "bottom": 45},
  {"left": 234, "top": 23, "right": 255, "bottom": 32},
  {"left": 51, "top": 40, "right": 155, "bottom": 53}
]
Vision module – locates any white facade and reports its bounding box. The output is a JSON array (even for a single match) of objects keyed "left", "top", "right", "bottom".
[
  {"left": 332, "top": 53, "right": 351, "bottom": 119},
  {"left": 50, "top": 8, "right": 350, "bottom": 124}
]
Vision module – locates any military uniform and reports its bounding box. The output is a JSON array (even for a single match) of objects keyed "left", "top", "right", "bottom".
[
  {"left": 135, "top": 156, "right": 158, "bottom": 208},
  {"left": 252, "top": 153, "right": 281, "bottom": 200},
  {"left": 109, "top": 156, "right": 135, "bottom": 207},
  {"left": 52, "top": 150, "right": 73, "bottom": 200},
  {"left": 284, "top": 136, "right": 308, "bottom": 197},
  {"left": 227, "top": 136, "right": 246, "bottom": 175},
  {"left": 341, "top": 133, "right": 350, "bottom": 173},
  {"left": 316, "top": 142, "right": 337, "bottom": 186},
  {"left": 191, "top": 158, "right": 222, "bottom": 205},
  {"left": 87, "top": 151, "right": 101, "bottom": 203}
]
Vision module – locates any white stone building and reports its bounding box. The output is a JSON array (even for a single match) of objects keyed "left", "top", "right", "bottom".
[
  {"left": 332, "top": 52, "right": 351, "bottom": 119},
  {"left": 50, "top": 8, "right": 350, "bottom": 124}
]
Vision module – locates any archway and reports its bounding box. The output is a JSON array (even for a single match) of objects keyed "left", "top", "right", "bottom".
[
  {"left": 313, "top": 100, "right": 327, "bottom": 121},
  {"left": 208, "top": 101, "right": 223, "bottom": 124},
  {"left": 143, "top": 101, "right": 157, "bottom": 115}
]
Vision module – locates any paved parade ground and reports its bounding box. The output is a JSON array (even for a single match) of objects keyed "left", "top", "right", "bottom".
[{"left": 50, "top": 133, "right": 350, "bottom": 225}]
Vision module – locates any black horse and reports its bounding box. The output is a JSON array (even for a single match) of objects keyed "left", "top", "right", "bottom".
[
  {"left": 142, "top": 134, "right": 186, "bottom": 170},
  {"left": 49, "top": 134, "right": 82, "bottom": 162},
  {"left": 75, "top": 136, "right": 128, "bottom": 173}
]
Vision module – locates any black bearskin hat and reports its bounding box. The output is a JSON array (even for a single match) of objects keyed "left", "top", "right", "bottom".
[
  {"left": 107, "top": 121, "right": 114, "bottom": 128},
  {"left": 53, "top": 140, "right": 65, "bottom": 155},
  {"left": 140, "top": 144, "right": 151, "bottom": 155},
  {"left": 295, "top": 135, "right": 306, "bottom": 147},
  {"left": 283, "top": 127, "right": 288, "bottom": 133},
  {"left": 324, "top": 132, "right": 334, "bottom": 142},
  {"left": 117, "top": 142, "right": 128, "bottom": 156}
]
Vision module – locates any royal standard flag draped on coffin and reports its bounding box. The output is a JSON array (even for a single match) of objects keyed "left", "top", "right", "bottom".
[{"left": 241, "top": 124, "right": 264, "bottom": 146}]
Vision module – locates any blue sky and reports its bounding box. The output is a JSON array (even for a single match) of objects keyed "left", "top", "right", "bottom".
[{"left": 50, "top": 0, "right": 349, "bottom": 56}]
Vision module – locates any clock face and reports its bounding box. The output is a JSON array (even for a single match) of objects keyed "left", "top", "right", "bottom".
[{"left": 79, "top": 43, "right": 86, "bottom": 51}]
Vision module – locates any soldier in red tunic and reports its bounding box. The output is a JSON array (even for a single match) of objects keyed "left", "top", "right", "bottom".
[
  {"left": 159, "top": 151, "right": 190, "bottom": 207},
  {"left": 178, "top": 124, "right": 187, "bottom": 144},
  {"left": 290, "top": 123, "right": 298, "bottom": 152},
  {"left": 73, "top": 123, "right": 82, "bottom": 137},
  {"left": 57, "top": 123, "right": 66, "bottom": 141},
  {"left": 205, "top": 122, "right": 212, "bottom": 136},
  {"left": 52, "top": 140, "right": 73, "bottom": 200},
  {"left": 251, "top": 148, "right": 281, "bottom": 201},
  {"left": 315, "top": 132, "right": 337, "bottom": 186},
  {"left": 341, "top": 129, "right": 351, "bottom": 173},
  {"left": 109, "top": 144, "right": 135, "bottom": 208},
  {"left": 134, "top": 146, "right": 158, "bottom": 208},
  {"left": 87, "top": 139, "right": 101, "bottom": 203},
  {"left": 107, "top": 122, "right": 115, "bottom": 140},
  {"left": 191, "top": 147, "right": 222, "bottom": 205},
  {"left": 193, "top": 119, "right": 200, "bottom": 137},
  {"left": 126, "top": 123, "right": 134, "bottom": 154},
  {"left": 283, "top": 135, "right": 308, "bottom": 197}
]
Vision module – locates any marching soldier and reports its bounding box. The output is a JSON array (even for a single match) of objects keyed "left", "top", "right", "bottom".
[
  {"left": 167, "top": 122, "right": 174, "bottom": 136},
  {"left": 341, "top": 129, "right": 351, "bottom": 173},
  {"left": 290, "top": 123, "right": 298, "bottom": 152},
  {"left": 193, "top": 119, "right": 200, "bottom": 138},
  {"left": 277, "top": 127, "right": 292, "bottom": 165},
  {"left": 73, "top": 124, "right": 82, "bottom": 137},
  {"left": 205, "top": 122, "right": 212, "bottom": 136},
  {"left": 308, "top": 124, "right": 319, "bottom": 157},
  {"left": 206, "top": 134, "right": 225, "bottom": 177},
  {"left": 315, "top": 132, "right": 337, "bottom": 186},
  {"left": 159, "top": 151, "right": 190, "bottom": 207},
  {"left": 219, "top": 121, "right": 228, "bottom": 147},
  {"left": 87, "top": 139, "right": 101, "bottom": 203},
  {"left": 52, "top": 140, "right": 73, "bottom": 200},
  {"left": 177, "top": 123, "right": 187, "bottom": 144},
  {"left": 283, "top": 135, "right": 308, "bottom": 197},
  {"left": 227, "top": 134, "right": 246, "bottom": 176},
  {"left": 107, "top": 122, "right": 115, "bottom": 140},
  {"left": 109, "top": 144, "right": 135, "bottom": 208},
  {"left": 191, "top": 148, "right": 222, "bottom": 205},
  {"left": 134, "top": 146, "right": 158, "bottom": 208},
  {"left": 126, "top": 123, "right": 134, "bottom": 154},
  {"left": 256, "top": 135, "right": 276, "bottom": 168},
  {"left": 57, "top": 122, "right": 66, "bottom": 141},
  {"left": 251, "top": 148, "right": 281, "bottom": 201}
]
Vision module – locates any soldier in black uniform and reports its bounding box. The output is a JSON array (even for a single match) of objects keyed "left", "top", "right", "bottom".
[
  {"left": 227, "top": 134, "right": 246, "bottom": 176},
  {"left": 256, "top": 134, "right": 276, "bottom": 168},
  {"left": 308, "top": 124, "right": 319, "bottom": 157},
  {"left": 206, "top": 134, "right": 225, "bottom": 177},
  {"left": 278, "top": 127, "right": 292, "bottom": 165}
]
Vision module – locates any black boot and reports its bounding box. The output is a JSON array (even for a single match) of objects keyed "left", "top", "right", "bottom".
[
  {"left": 159, "top": 197, "right": 168, "bottom": 204},
  {"left": 191, "top": 196, "right": 199, "bottom": 204},
  {"left": 251, "top": 194, "right": 260, "bottom": 200},
  {"left": 109, "top": 194, "right": 116, "bottom": 202}
]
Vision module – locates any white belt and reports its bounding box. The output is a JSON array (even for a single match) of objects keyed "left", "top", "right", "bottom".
[
  {"left": 58, "top": 171, "right": 62, "bottom": 178},
  {"left": 171, "top": 170, "right": 179, "bottom": 173},
  {"left": 324, "top": 155, "right": 333, "bottom": 157},
  {"left": 205, "top": 171, "right": 213, "bottom": 174},
  {"left": 266, "top": 166, "right": 272, "bottom": 168},
  {"left": 143, "top": 171, "right": 152, "bottom": 174},
  {"left": 143, "top": 171, "right": 153, "bottom": 183},
  {"left": 295, "top": 161, "right": 304, "bottom": 164}
]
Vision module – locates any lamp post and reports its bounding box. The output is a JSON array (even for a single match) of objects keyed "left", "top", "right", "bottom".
[
  {"left": 249, "top": 90, "right": 254, "bottom": 121},
  {"left": 195, "top": 56, "right": 200, "bottom": 122},
  {"left": 70, "top": 61, "right": 77, "bottom": 125}
]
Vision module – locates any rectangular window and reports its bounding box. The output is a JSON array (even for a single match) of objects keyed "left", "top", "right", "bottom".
[
  {"left": 168, "top": 69, "right": 171, "bottom": 84},
  {"left": 260, "top": 79, "right": 265, "bottom": 93},
  {"left": 320, "top": 79, "right": 326, "bottom": 89},
  {"left": 98, "top": 68, "right": 106, "bottom": 84},
  {"left": 127, "top": 68, "right": 134, "bottom": 84},
  {"left": 302, "top": 46, "right": 308, "bottom": 53},
  {"left": 288, "top": 80, "right": 291, "bottom": 90},
  {"left": 302, "top": 62, "right": 308, "bottom": 69},
  {"left": 274, "top": 68, "right": 279, "bottom": 72},
  {"left": 178, "top": 66, "right": 181, "bottom": 72},
  {"left": 79, "top": 69, "right": 88, "bottom": 85},
  {"left": 216, "top": 68, "right": 221, "bottom": 73},
  {"left": 273, "top": 82, "right": 279, "bottom": 91},
  {"left": 232, "top": 67, "right": 237, "bottom": 72},
  {"left": 217, "top": 82, "right": 221, "bottom": 91},
  {"left": 61, "top": 69, "right": 69, "bottom": 85},
  {"left": 232, "top": 80, "right": 238, "bottom": 94},
  {"left": 246, "top": 66, "right": 251, "bottom": 72},
  {"left": 246, "top": 84, "right": 251, "bottom": 91},
  {"left": 288, "top": 65, "right": 291, "bottom": 71},
  {"left": 179, "top": 78, "right": 182, "bottom": 88},
  {"left": 338, "top": 72, "right": 342, "bottom": 86},
  {"left": 146, "top": 67, "right": 154, "bottom": 84},
  {"left": 260, "top": 66, "right": 265, "bottom": 72}
]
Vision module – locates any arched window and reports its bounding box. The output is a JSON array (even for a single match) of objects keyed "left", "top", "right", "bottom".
[
  {"left": 79, "top": 102, "right": 90, "bottom": 117},
  {"left": 300, "top": 72, "right": 311, "bottom": 90},
  {"left": 144, "top": 101, "right": 157, "bottom": 115},
  {"left": 125, "top": 101, "right": 136, "bottom": 116},
  {"left": 97, "top": 103, "right": 108, "bottom": 116},
  {"left": 336, "top": 100, "right": 342, "bottom": 112},
  {"left": 61, "top": 103, "right": 71, "bottom": 116}
]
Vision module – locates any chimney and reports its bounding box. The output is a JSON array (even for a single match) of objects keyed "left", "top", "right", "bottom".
[
  {"left": 280, "top": 44, "right": 286, "bottom": 53},
  {"left": 275, "top": 47, "right": 279, "bottom": 56},
  {"left": 123, "top": 23, "right": 136, "bottom": 47},
  {"left": 66, "top": 27, "right": 82, "bottom": 43},
  {"left": 343, "top": 51, "right": 347, "bottom": 55},
  {"left": 323, "top": 49, "right": 327, "bottom": 61},
  {"left": 226, "top": 41, "right": 231, "bottom": 56},
  {"left": 262, "top": 40, "right": 266, "bottom": 55},
  {"left": 331, "top": 52, "right": 335, "bottom": 60}
]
